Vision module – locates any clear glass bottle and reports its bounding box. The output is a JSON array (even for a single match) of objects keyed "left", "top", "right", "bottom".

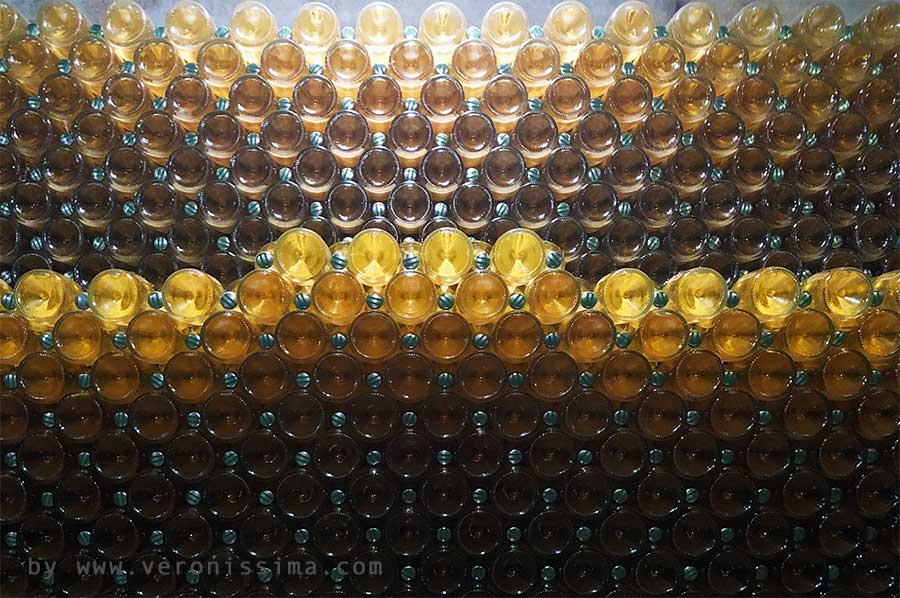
[
  {"left": 419, "top": 2, "right": 465, "bottom": 65},
  {"left": 450, "top": 38, "right": 497, "bottom": 99},
  {"left": 513, "top": 37, "right": 560, "bottom": 97},
  {"left": 357, "top": 1, "right": 403, "bottom": 65},
  {"left": 68, "top": 35, "right": 119, "bottom": 97},
  {"left": 544, "top": 1, "right": 592, "bottom": 65},
  {"left": 792, "top": 2, "right": 845, "bottom": 61},
  {"left": 292, "top": 2, "right": 339, "bottom": 67},
  {"left": 134, "top": 38, "right": 182, "bottom": 98}
]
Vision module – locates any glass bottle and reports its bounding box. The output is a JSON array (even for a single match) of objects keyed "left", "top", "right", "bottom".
[
  {"left": 572, "top": 109, "right": 617, "bottom": 165},
  {"left": 312, "top": 270, "right": 365, "bottom": 325},
  {"left": 698, "top": 34, "right": 749, "bottom": 96},
  {"left": 14, "top": 269, "right": 80, "bottom": 331},
  {"left": 526, "top": 269, "right": 580, "bottom": 324},
  {"left": 68, "top": 35, "right": 119, "bottom": 97},
  {"left": 126, "top": 309, "right": 179, "bottom": 364},
  {"left": 792, "top": 2, "right": 845, "bottom": 61},
  {"left": 230, "top": 1, "right": 276, "bottom": 65},
  {"left": 802, "top": 267, "right": 873, "bottom": 328},
  {"left": 293, "top": 145, "right": 337, "bottom": 199},
  {"left": 604, "top": 1, "right": 655, "bottom": 63},
  {"left": 259, "top": 110, "right": 304, "bottom": 166},
  {"left": 854, "top": 2, "right": 900, "bottom": 60},
  {"left": 197, "top": 37, "right": 245, "bottom": 98},
  {"left": 286, "top": 11, "right": 334, "bottom": 71},
  {"left": 0, "top": 1, "right": 24, "bottom": 46},
  {"left": 102, "top": 0, "right": 152, "bottom": 62},
  {"left": 37, "top": 71, "right": 84, "bottom": 129},
  {"left": 229, "top": 73, "right": 274, "bottom": 131},
  {"left": 450, "top": 38, "right": 500, "bottom": 98},
  {"left": 574, "top": 35, "right": 622, "bottom": 97},
  {"left": 356, "top": 1, "right": 403, "bottom": 65},
  {"left": 667, "top": 2, "right": 718, "bottom": 62},
  {"left": 731, "top": 74, "right": 777, "bottom": 132},
  {"left": 292, "top": 72, "right": 338, "bottom": 133},
  {"left": 637, "top": 33, "right": 686, "bottom": 98},
  {"left": 86, "top": 269, "right": 152, "bottom": 330},
  {"left": 325, "top": 105, "right": 370, "bottom": 167},
  {"left": 636, "top": 110, "right": 682, "bottom": 164},
  {"left": 420, "top": 73, "right": 465, "bottom": 134},
  {"left": 667, "top": 68, "right": 715, "bottom": 131},
  {"left": 0, "top": 311, "right": 30, "bottom": 364},
  {"left": 822, "top": 35, "right": 873, "bottom": 96},
  {"left": 103, "top": 72, "right": 149, "bottom": 130},
  {"left": 727, "top": 1, "right": 783, "bottom": 62},
  {"left": 165, "top": 0, "right": 214, "bottom": 63},
  {"left": 605, "top": 69, "right": 653, "bottom": 131},
  {"left": 594, "top": 268, "right": 655, "bottom": 324},
  {"left": 134, "top": 38, "right": 182, "bottom": 98},
  {"left": 604, "top": 145, "right": 650, "bottom": 196},
  {"left": 388, "top": 38, "right": 434, "bottom": 99},
  {"left": 543, "top": 1, "right": 592, "bottom": 65},
  {"left": 637, "top": 308, "right": 688, "bottom": 362},
  {"left": 514, "top": 110, "right": 559, "bottom": 166},
  {"left": 235, "top": 269, "right": 293, "bottom": 326},
  {"left": 199, "top": 309, "right": 254, "bottom": 363},
  {"left": 324, "top": 39, "right": 371, "bottom": 100},
  {"left": 258, "top": 38, "right": 306, "bottom": 101},
  {"left": 480, "top": 74, "right": 527, "bottom": 133},
  {"left": 543, "top": 74, "right": 590, "bottom": 132},
  {"left": 856, "top": 308, "right": 900, "bottom": 368},
  {"left": 420, "top": 144, "right": 464, "bottom": 199},
  {"left": 356, "top": 73, "right": 402, "bottom": 133},
  {"left": 788, "top": 214, "right": 832, "bottom": 263},
  {"left": 161, "top": 268, "right": 223, "bottom": 326},
  {"left": 761, "top": 33, "right": 810, "bottom": 97},
  {"left": 134, "top": 110, "right": 181, "bottom": 164},
  {"left": 36, "top": 0, "right": 88, "bottom": 59},
  {"left": 481, "top": 2, "right": 529, "bottom": 66},
  {"left": 513, "top": 37, "right": 560, "bottom": 97},
  {"left": 166, "top": 74, "right": 213, "bottom": 130}
]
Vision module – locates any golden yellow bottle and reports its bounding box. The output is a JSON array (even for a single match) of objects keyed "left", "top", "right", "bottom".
[
  {"left": 727, "top": 1, "right": 783, "bottom": 62},
  {"left": 783, "top": 307, "right": 834, "bottom": 363},
  {"left": 637, "top": 308, "right": 688, "bottom": 362},
  {"left": 13, "top": 269, "right": 81, "bottom": 332},
  {"left": 450, "top": 38, "right": 497, "bottom": 100},
  {"left": 698, "top": 35, "right": 749, "bottom": 97},
  {"left": 161, "top": 268, "right": 224, "bottom": 326},
  {"left": 707, "top": 308, "right": 761, "bottom": 361},
  {"left": 102, "top": 0, "right": 153, "bottom": 62},
  {"left": 855, "top": 308, "right": 900, "bottom": 368},
  {"left": 134, "top": 38, "right": 182, "bottom": 98},
  {"left": 663, "top": 267, "right": 729, "bottom": 324},
  {"left": 36, "top": 0, "right": 88, "bottom": 59},
  {"left": 347, "top": 228, "right": 401, "bottom": 287},
  {"left": 0, "top": 312, "right": 31, "bottom": 365},
  {"left": 273, "top": 227, "right": 331, "bottom": 284},
  {"left": 52, "top": 310, "right": 105, "bottom": 366},
  {"left": 822, "top": 35, "right": 873, "bottom": 97},
  {"left": 792, "top": 3, "right": 845, "bottom": 61},
  {"left": 636, "top": 33, "right": 686, "bottom": 98},
  {"left": 236, "top": 269, "right": 293, "bottom": 326},
  {"left": 525, "top": 269, "right": 580, "bottom": 324},
  {"left": 292, "top": 2, "right": 339, "bottom": 67},
  {"left": 574, "top": 35, "right": 622, "bottom": 97},
  {"left": 802, "top": 267, "right": 873, "bottom": 328},
  {"left": 197, "top": 37, "right": 245, "bottom": 98},
  {"left": 456, "top": 270, "right": 508, "bottom": 325},
  {"left": 731, "top": 267, "right": 801, "bottom": 325},
  {"left": 604, "top": 1, "right": 655, "bottom": 63},
  {"left": 68, "top": 35, "right": 120, "bottom": 98},
  {"left": 543, "top": 1, "right": 592, "bottom": 65},
  {"left": 421, "top": 226, "right": 473, "bottom": 286},
  {"left": 127, "top": 309, "right": 180, "bottom": 364},
  {"left": 230, "top": 1, "right": 277, "bottom": 65},
  {"left": 324, "top": 38, "right": 372, "bottom": 100},
  {"left": 201, "top": 309, "right": 255, "bottom": 363},
  {"left": 761, "top": 34, "right": 809, "bottom": 98},
  {"left": 872, "top": 271, "right": 900, "bottom": 312},
  {"left": 384, "top": 270, "right": 437, "bottom": 325},
  {"left": 87, "top": 269, "right": 153, "bottom": 330},
  {"left": 0, "top": 1, "right": 25, "bottom": 46},
  {"left": 594, "top": 268, "right": 656, "bottom": 325},
  {"left": 481, "top": 1, "right": 529, "bottom": 66},
  {"left": 357, "top": 1, "right": 404, "bottom": 65},
  {"left": 513, "top": 37, "right": 561, "bottom": 98},
  {"left": 563, "top": 309, "right": 615, "bottom": 362},
  {"left": 312, "top": 270, "right": 365, "bottom": 325},
  {"left": 165, "top": 1, "right": 215, "bottom": 63},
  {"left": 3, "top": 35, "right": 55, "bottom": 94},
  {"left": 667, "top": 2, "right": 718, "bottom": 62},
  {"left": 854, "top": 2, "right": 900, "bottom": 60}
]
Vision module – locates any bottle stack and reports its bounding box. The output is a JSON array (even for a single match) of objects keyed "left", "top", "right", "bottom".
[{"left": 0, "top": 1, "right": 898, "bottom": 596}]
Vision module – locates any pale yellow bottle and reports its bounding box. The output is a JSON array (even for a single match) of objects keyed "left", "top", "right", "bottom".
[
  {"left": 802, "top": 267, "right": 873, "bottom": 329},
  {"left": 161, "top": 269, "right": 224, "bottom": 326},
  {"left": 165, "top": 0, "right": 215, "bottom": 63},
  {"left": 872, "top": 271, "right": 900, "bottom": 312},
  {"left": 230, "top": 1, "right": 277, "bottom": 66},
  {"left": 419, "top": 2, "right": 466, "bottom": 65},
  {"left": 357, "top": 1, "right": 404, "bottom": 65},
  {"left": 0, "top": 1, "right": 25, "bottom": 46},
  {"left": 594, "top": 268, "right": 656, "bottom": 325},
  {"left": 324, "top": 39, "right": 372, "bottom": 100},
  {"left": 273, "top": 227, "right": 331, "bottom": 285},
  {"left": 667, "top": 2, "right": 718, "bottom": 62},
  {"left": 732, "top": 266, "right": 801, "bottom": 325},
  {"left": 292, "top": 2, "right": 340, "bottom": 67},
  {"left": 87, "top": 269, "right": 153, "bottom": 330},
  {"left": 36, "top": 0, "right": 88, "bottom": 59},
  {"left": 13, "top": 269, "right": 81, "bottom": 332},
  {"left": 791, "top": 2, "right": 846, "bottom": 61},
  {"left": 727, "top": 1, "right": 783, "bottom": 62},
  {"left": 543, "top": 1, "right": 592, "bottom": 65},
  {"left": 663, "top": 267, "right": 729, "bottom": 324},
  {"left": 102, "top": 0, "right": 153, "bottom": 62},
  {"left": 421, "top": 227, "right": 473, "bottom": 286},
  {"left": 481, "top": 1, "right": 530, "bottom": 66},
  {"left": 513, "top": 37, "right": 561, "bottom": 98},
  {"left": 604, "top": 1, "right": 656, "bottom": 63}
]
